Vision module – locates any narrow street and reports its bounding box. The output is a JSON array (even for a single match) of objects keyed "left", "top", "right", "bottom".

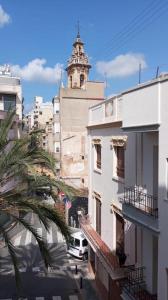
[{"left": 0, "top": 213, "right": 88, "bottom": 300}]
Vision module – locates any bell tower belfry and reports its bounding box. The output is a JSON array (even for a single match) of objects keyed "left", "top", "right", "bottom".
[{"left": 66, "top": 30, "right": 91, "bottom": 89}]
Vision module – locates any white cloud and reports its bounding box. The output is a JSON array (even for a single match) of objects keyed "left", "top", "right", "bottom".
[
  {"left": 96, "top": 53, "right": 147, "bottom": 78},
  {"left": 0, "top": 5, "right": 11, "bottom": 28},
  {"left": 11, "top": 58, "right": 63, "bottom": 84}
]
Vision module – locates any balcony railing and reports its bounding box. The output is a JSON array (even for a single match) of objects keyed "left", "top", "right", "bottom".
[
  {"left": 123, "top": 266, "right": 157, "bottom": 300},
  {"left": 123, "top": 186, "right": 158, "bottom": 218},
  {"left": 79, "top": 215, "right": 119, "bottom": 270}
]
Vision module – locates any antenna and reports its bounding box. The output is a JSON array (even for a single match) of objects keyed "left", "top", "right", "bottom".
[
  {"left": 77, "top": 20, "right": 80, "bottom": 38},
  {"left": 59, "top": 69, "right": 63, "bottom": 92},
  {"left": 156, "top": 66, "right": 159, "bottom": 78},
  {"left": 138, "top": 63, "right": 141, "bottom": 84},
  {"left": 104, "top": 72, "right": 107, "bottom": 97}
]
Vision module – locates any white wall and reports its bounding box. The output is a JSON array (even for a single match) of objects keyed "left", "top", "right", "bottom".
[
  {"left": 157, "top": 80, "right": 168, "bottom": 300},
  {"left": 122, "top": 83, "right": 160, "bottom": 129},
  {"left": 54, "top": 123, "right": 60, "bottom": 133},
  {"left": 89, "top": 125, "right": 136, "bottom": 255},
  {"left": 0, "top": 77, "right": 22, "bottom": 120}
]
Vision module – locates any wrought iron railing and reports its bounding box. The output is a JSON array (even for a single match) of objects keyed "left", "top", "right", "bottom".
[
  {"left": 123, "top": 266, "right": 157, "bottom": 300},
  {"left": 123, "top": 186, "right": 158, "bottom": 218}
]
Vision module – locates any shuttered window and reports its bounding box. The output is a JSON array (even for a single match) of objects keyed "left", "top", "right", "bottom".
[
  {"left": 96, "top": 197, "right": 101, "bottom": 235},
  {"left": 95, "top": 144, "right": 101, "bottom": 169},
  {"left": 116, "top": 146, "right": 125, "bottom": 178}
]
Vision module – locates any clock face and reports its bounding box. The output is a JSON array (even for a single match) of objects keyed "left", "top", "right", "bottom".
[{"left": 105, "top": 102, "right": 113, "bottom": 117}]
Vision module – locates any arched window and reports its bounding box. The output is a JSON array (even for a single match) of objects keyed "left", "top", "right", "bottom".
[
  {"left": 80, "top": 74, "right": 84, "bottom": 87},
  {"left": 70, "top": 75, "right": 72, "bottom": 88}
]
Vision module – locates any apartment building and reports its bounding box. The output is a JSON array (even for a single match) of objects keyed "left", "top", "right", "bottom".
[
  {"left": 26, "top": 96, "right": 53, "bottom": 153},
  {"left": 53, "top": 31, "right": 104, "bottom": 190},
  {"left": 81, "top": 74, "right": 168, "bottom": 300},
  {"left": 0, "top": 64, "right": 23, "bottom": 226},
  {"left": 0, "top": 64, "right": 22, "bottom": 136}
]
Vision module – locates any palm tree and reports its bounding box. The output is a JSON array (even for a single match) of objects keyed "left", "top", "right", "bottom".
[{"left": 0, "top": 111, "right": 76, "bottom": 293}]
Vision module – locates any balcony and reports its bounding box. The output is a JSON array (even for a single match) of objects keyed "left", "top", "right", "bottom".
[
  {"left": 122, "top": 186, "right": 159, "bottom": 232},
  {"left": 80, "top": 216, "right": 126, "bottom": 279},
  {"left": 88, "top": 96, "right": 122, "bottom": 127},
  {"left": 122, "top": 266, "right": 157, "bottom": 300}
]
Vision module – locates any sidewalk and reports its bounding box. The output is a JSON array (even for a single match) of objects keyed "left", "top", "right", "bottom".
[
  {"left": 80, "top": 274, "right": 100, "bottom": 300},
  {"left": 74, "top": 266, "right": 100, "bottom": 300}
]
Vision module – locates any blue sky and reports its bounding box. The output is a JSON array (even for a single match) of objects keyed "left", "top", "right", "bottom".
[{"left": 0, "top": 0, "right": 168, "bottom": 112}]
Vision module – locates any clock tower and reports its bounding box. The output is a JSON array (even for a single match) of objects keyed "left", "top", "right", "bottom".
[{"left": 66, "top": 31, "right": 91, "bottom": 89}]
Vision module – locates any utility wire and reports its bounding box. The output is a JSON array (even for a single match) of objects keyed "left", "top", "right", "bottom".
[
  {"left": 102, "top": 1, "right": 168, "bottom": 59},
  {"left": 101, "top": 0, "right": 163, "bottom": 53},
  {"left": 92, "top": 0, "right": 168, "bottom": 62}
]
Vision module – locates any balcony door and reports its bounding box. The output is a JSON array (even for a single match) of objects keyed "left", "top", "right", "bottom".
[{"left": 116, "top": 213, "right": 124, "bottom": 252}]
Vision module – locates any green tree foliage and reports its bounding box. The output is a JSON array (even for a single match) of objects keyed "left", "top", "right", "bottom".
[{"left": 0, "top": 111, "right": 76, "bottom": 292}]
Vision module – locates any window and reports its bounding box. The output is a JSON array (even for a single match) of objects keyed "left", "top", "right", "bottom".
[
  {"left": 96, "top": 197, "right": 101, "bottom": 235},
  {"left": 111, "top": 136, "right": 127, "bottom": 180},
  {"left": 55, "top": 142, "right": 60, "bottom": 153},
  {"left": 82, "top": 239, "right": 88, "bottom": 247},
  {"left": 80, "top": 74, "right": 84, "bottom": 87},
  {"left": 115, "top": 146, "right": 125, "bottom": 178},
  {"left": 74, "top": 238, "right": 80, "bottom": 247},
  {"left": 95, "top": 144, "right": 101, "bottom": 170},
  {"left": 54, "top": 103, "right": 60, "bottom": 114},
  {"left": 116, "top": 213, "right": 124, "bottom": 253},
  {"left": 70, "top": 76, "right": 72, "bottom": 88},
  {"left": 2, "top": 94, "right": 16, "bottom": 111},
  {"left": 54, "top": 123, "right": 60, "bottom": 133},
  {"left": 69, "top": 237, "right": 80, "bottom": 247}
]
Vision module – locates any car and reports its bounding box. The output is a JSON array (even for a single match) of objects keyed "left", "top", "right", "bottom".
[{"left": 67, "top": 231, "right": 88, "bottom": 260}]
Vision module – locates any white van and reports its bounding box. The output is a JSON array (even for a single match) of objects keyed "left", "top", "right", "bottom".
[{"left": 67, "top": 231, "right": 88, "bottom": 260}]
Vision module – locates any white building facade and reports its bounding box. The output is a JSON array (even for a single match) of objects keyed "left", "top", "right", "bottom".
[
  {"left": 0, "top": 65, "right": 22, "bottom": 139},
  {"left": 26, "top": 96, "right": 54, "bottom": 153},
  {"left": 0, "top": 65, "right": 23, "bottom": 226},
  {"left": 82, "top": 74, "right": 168, "bottom": 300}
]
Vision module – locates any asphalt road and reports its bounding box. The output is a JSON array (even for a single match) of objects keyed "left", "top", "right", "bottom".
[{"left": 0, "top": 212, "right": 88, "bottom": 300}]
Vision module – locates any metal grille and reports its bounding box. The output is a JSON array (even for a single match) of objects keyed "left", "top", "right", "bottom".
[
  {"left": 123, "top": 266, "right": 157, "bottom": 300},
  {"left": 123, "top": 186, "right": 158, "bottom": 218}
]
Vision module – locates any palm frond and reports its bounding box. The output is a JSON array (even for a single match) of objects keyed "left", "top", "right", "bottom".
[
  {"left": 0, "top": 110, "right": 16, "bottom": 151},
  {"left": 0, "top": 110, "right": 78, "bottom": 293},
  {"left": 0, "top": 226, "right": 21, "bottom": 293}
]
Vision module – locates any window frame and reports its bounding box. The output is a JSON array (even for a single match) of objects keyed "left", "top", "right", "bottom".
[
  {"left": 1, "top": 94, "right": 16, "bottom": 111},
  {"left": 95, "top": 197, "right": 101, "bottom": 236},
  {"left": 111, "top": 136, "right": 127, "bottom": 182},
  {"left": 93, "top": 141, "right": 102, "bottom": 172},
  {"left": 95, "top": 144, "right": 101, "bottom": 170},
  {"left": 115, "top": 146, "right": 125, "bottom": 179}
]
